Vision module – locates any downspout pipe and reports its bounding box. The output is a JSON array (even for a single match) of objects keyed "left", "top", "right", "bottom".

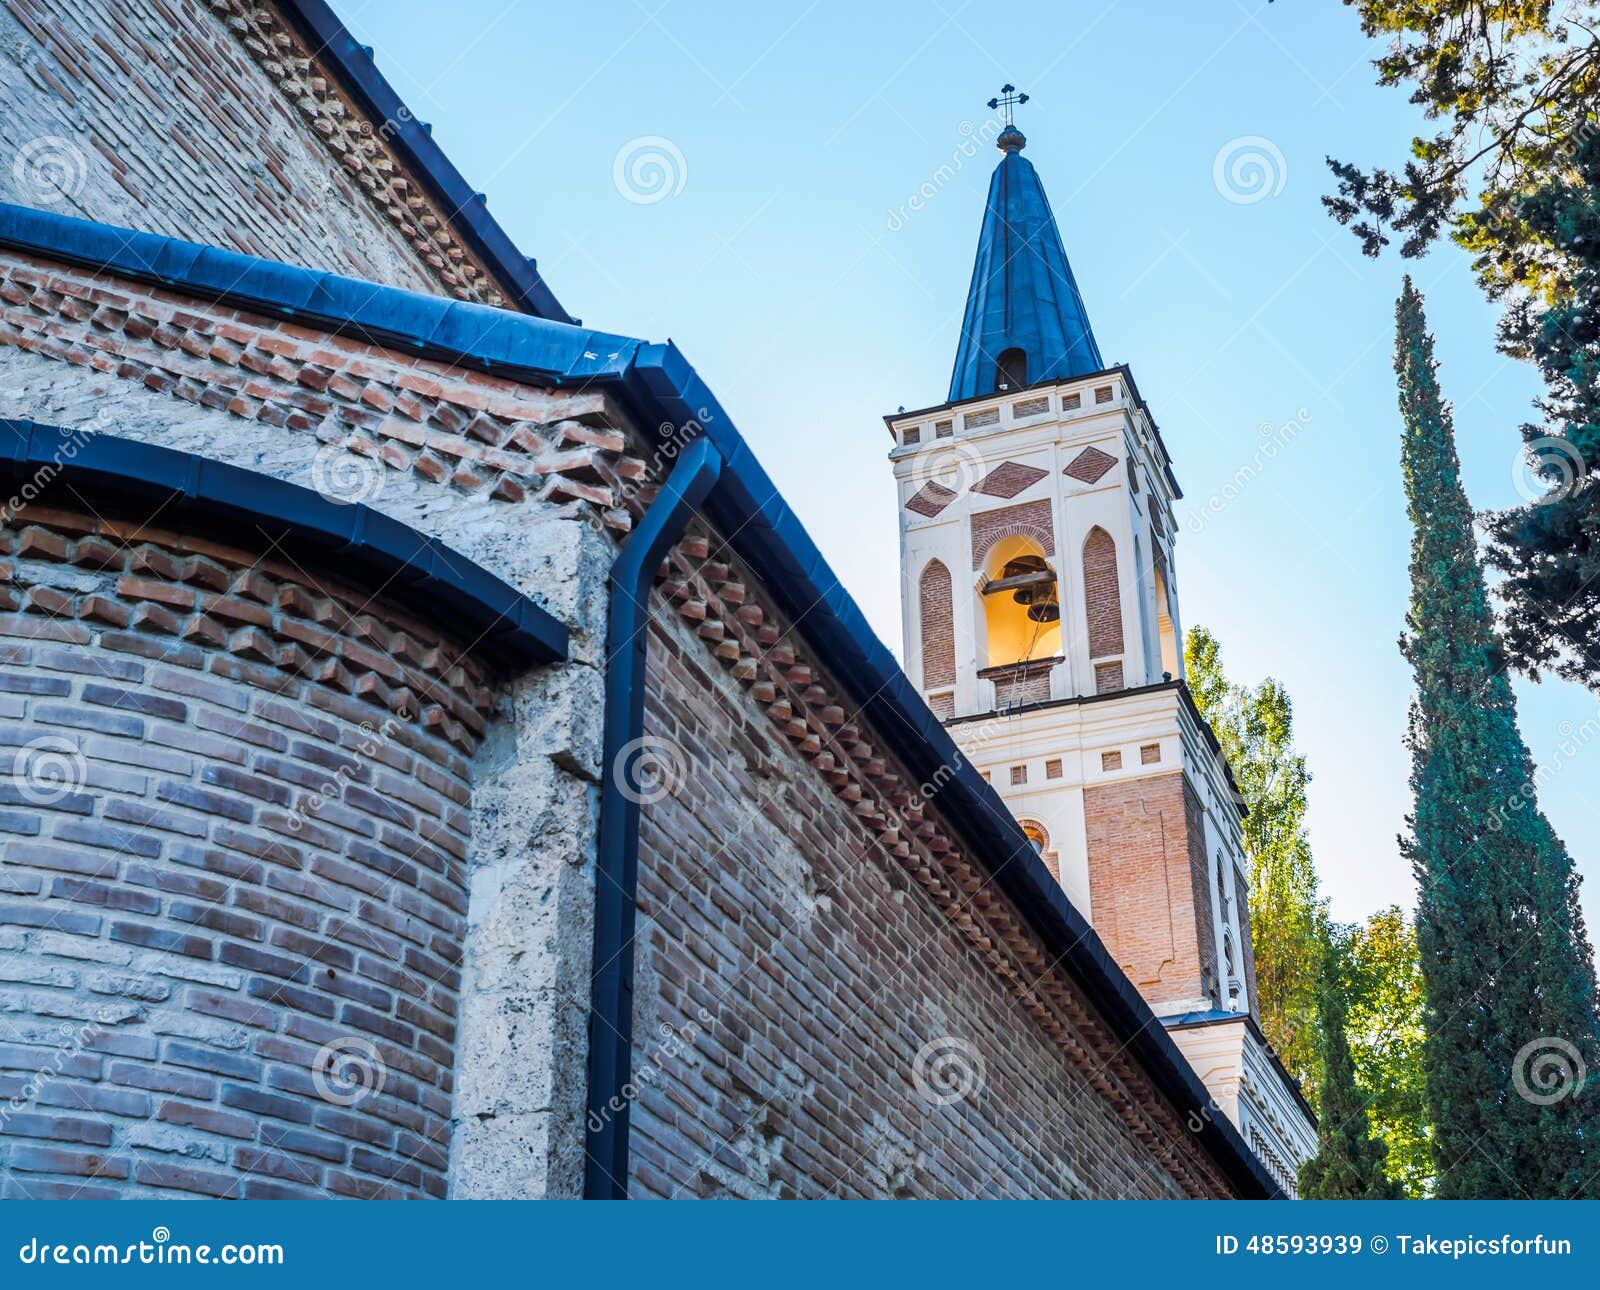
[{"left": 585, "top": 434, "right": 722, "bottom": 1199}]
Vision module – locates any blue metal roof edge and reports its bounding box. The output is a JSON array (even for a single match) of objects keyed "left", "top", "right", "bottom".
[
  {"left": 0, "top": 204, "right": 1278, "bottom": 1197},
  {"left": 0, "top": 204, "right": 634, "bottom": 385},
  {"left": 275, "top": 0, "right": 572, "bottom": 323},
  {"left": 0, "top": 419, "right": 567, "bottom": 671}
]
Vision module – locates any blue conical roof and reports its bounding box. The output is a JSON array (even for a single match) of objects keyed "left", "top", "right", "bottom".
[{"left": 948, "top": 130, "right": 1103, "bottom": 402}]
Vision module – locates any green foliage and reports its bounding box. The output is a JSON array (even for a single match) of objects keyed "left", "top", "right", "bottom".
[
  {"left": 1395, "top": 280, "right": 1600, "bottom": 1197},
  {"left": 1341, "top": 907, "right": 1431, "bottom": 1196},
  {"left": 1299, "top": 935, "right": 1401, "bottom": 1199},
  {"left": 1328, "top": 1, "right": 1600, "bottom": 687},
  {"left": 1184, "top": 626, "right": 1326, "bottom": 1102}
]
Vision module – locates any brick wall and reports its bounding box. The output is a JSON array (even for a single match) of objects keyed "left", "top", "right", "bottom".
[
  {"left": 0, "top": 247, "right": 639, "bottom": 1198},
  {"left": 625, "top": 528, "right": 1240, "bottom": 1199},
  {"left": 0, "top": 0, "right": 500, "bottom": 303},
  {"left": 1082, "top": 526, "right": 1123, "bottom": 661},
  {"left": 917, "top": 558, "right": 953, "bottom": 691},
  {"left": 1083, "top": 772, "right": 1217, "bottom": 1014},
  {"left": 0, "top": 247, "right": 636, "bottom": 525},
  {"left": 0, "top": 503, "right": 493, "bottom": 1198}
]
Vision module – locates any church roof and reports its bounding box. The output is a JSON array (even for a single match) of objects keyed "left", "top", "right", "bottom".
[
  {"left": 0, "top": 194, "right": 1282, "bottom": 1203},
  {"left": 949, "top": 127, "right": 1103, "bottom": 402}
]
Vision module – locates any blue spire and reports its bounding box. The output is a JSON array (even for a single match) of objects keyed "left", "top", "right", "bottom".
[{"left": 948, "top": 124, "right": 1103, "bottom": 402}]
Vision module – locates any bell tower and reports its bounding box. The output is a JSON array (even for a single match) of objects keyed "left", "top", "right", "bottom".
[{"left": 886, "top": 94, "right": 1316, "bottom": 1192}]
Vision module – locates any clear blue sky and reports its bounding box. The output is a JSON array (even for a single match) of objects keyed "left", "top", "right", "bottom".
[{"left": 342, "top": 0, "right": 1600, "bottom": 929}]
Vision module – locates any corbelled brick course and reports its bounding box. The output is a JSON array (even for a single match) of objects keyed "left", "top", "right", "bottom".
[
  {"left": 0, "top": 500, "right": 490, "bottom": 1199},
  {"left": 0, "top": 250, "right": 642, "bottom": 521}
]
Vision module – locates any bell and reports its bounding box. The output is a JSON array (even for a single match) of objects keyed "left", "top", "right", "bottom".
[{"left": 1000, "top": 555, "right": 1060, "bottom": 623}]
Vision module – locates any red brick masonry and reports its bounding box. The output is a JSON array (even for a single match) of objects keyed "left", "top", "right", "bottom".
[
  {"left": 0, "top": 503, "right": 493, "bottom": 1198},
  {"left": 626, "top": 526, "right": 1241, "bottom": 1198}
]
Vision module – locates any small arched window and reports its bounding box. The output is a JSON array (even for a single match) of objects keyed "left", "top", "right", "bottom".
[
  {"left": 995, "top": 347, "right": 1027, "bottom": 392},
  {"left": 1020, "top": 819, "right": 1059, "bottom": 883}
]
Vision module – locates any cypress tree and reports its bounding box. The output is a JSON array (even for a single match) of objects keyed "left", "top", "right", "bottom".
[
  {"left": 1298, "top": 937, "right": 1398, "bottom": 1200},
  {"left": 1395, "top": 278, "right": 1600, "bottom": 1197}
]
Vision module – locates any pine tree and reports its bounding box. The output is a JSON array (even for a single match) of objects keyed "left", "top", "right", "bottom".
[
  {"left": 1299, "top": 936, "right": 1399, "bottom": 1200},
  {"left": 1395, "top": 278, "right": 1600, "bottom": 1198},
  {"left": 1327, "top": 4, "right": 1600, "bottom": 686}
]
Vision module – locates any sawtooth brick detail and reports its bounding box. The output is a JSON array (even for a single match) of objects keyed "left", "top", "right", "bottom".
[
  {"left": 918, "top": 559, "right": 954, "bottom": 691},
  {"left": 0, "top": 501, "right": 493, "bottom": 1200},
  {"left": 969, "top": 499, "right": 1054, "bottom": 570},
  {"left": 0, "top": 250, "right": 641, "bottom": 522}
]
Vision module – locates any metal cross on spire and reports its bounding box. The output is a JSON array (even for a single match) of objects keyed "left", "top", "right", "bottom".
[{"left": 986, "top": 83, "right": 1028, "bottom": 127}]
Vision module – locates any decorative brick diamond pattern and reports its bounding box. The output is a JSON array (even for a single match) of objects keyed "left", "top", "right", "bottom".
[
  {"left": 1064, "top": 446, "right": 1118, "bottom": 484},
  {"left": 973, "top": 460, "right": 1048, "bottom": 499},
  {"left": 905, "top": 480, "right": 958, "bottom": 518}
]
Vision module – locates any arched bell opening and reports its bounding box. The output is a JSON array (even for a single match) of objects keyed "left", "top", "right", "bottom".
[{"left": 979, "top": 535, "right": 1062, "bottom": 668}]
